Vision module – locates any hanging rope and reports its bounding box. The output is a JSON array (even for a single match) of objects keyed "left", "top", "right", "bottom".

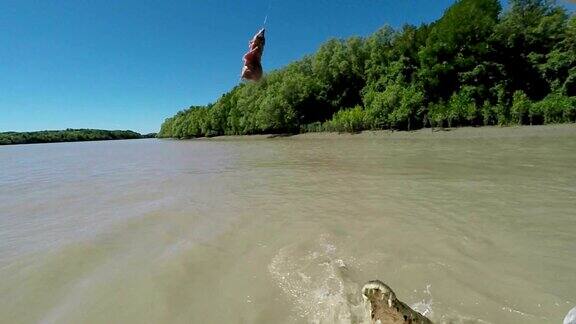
[{"left": 262, "top": 0, "right": 272, "bottom": 28}]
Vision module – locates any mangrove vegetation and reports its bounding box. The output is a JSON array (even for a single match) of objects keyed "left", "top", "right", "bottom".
[
  {"left": 0, "top": 129, "right": 156, "bottom": 145},
  {"left": 159, "top": 0, "right": 576, "bottom": 138}
]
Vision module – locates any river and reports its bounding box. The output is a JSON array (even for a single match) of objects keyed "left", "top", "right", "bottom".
[{"left": 1, "top": 125, "right": 575, "bottom": 323}]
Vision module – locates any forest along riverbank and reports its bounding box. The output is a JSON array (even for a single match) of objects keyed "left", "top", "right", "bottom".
[
  {"left": 0, "top": 129, "right": 156, "bottom": 145},
  {"left": 198, "top": 124, "right": 576, "bottom": 141},
  {"left": 0, "top": 125, "right": 575, "bottom": 323},
  {"left": 159, "top": 0, "right": 576, "bottom": 139}
]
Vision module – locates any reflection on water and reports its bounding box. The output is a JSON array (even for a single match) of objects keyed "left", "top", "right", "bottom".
[{"left": 1, "top": 126, "right": 575, "bottom": 323}]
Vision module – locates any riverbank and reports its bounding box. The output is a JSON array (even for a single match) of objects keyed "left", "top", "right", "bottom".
[
  {"left": 192, "top": 124, "right": 576, "bottom": 141},
  {"left": 0, "top": 129, "right": 157, "bottom": 145}
]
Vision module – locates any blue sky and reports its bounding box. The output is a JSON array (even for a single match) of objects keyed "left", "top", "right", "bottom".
[{"left": 1, "top": 0, "right": 575, "bottom": 133}]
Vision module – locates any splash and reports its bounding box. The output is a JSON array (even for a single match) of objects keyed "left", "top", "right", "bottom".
[
  {"left": 411, "top": 284, "right": 434, "bottom": 318},
  {"left": 565, "top": 306, "right": 576, "bottom": 324},
  {"left": 268, "top": 235, "right": 370, "bottom": 324}
]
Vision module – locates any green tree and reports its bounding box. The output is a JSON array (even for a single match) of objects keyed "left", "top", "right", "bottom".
[
  {"left": 511, "top": 90, "right": 532, "bottom": 124},
  {"left": 158, "top": 0, "right": 576, "bottom": 138}
]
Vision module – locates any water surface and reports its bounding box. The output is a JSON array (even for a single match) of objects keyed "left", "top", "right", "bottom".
[{"left": 1, "top": 126, "right": 575, "bottom": 323}]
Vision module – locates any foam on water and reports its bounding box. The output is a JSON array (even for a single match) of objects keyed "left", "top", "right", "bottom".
[
  {"left": 565, "top": 307, "right": 576, "bottom": 324},
  {"left": 269, "top": 235, "right": 496, "bottom": 324},
  {"left": 269, "top": 235, "right": 371, "bottom": 324},
  {"left": 411, "top": 284, "right": 434, "bottom": 318}
]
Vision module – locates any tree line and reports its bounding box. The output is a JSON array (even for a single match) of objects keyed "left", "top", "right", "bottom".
[
  {"left": 159, "top": 0, "right": 576, "bottom": 138},
  {"left": 0, "top": 129, "right": 156, "bottom": 145}
]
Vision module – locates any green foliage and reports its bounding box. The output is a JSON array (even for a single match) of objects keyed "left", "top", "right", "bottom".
[
  {"left": 300, "top": 122, "right": 324, "bottom": 133},
  {"left": 419, "top": 0, "right": 501, "bottom": 102},
  {"left": 448, "top": 87, "right": 478, "bottom": 126},
  {"left": 0, "top": 129, "right": 145, "bottom": 145},
  {"left": 533, "top": 92, "right": 576, "bottom": 124},
  {"left": 429, "top": 101, "right": 448, "bottom": 128},
  {"left": 481, "top": 101, "right": 497, "bottom": 126},
  {"left": 325, "top": 106, "right": 368, "bottom": 133},
  {"left": 363, "top": 83, "right": 425, "bottom": 130},
  {"left": 491, "top": 0, "right": 571, "bottom": 100},
  {"left": 160, "top": 0, "right": 576, "bottom": 139},
  {"left": 511, "top": 90, "right": 532, "bottom": 124}
]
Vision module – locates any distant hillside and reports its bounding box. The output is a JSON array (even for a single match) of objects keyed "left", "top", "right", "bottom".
[
  {"left": 159, "top": 0, "right": 575, "bottom": 138},
  {"left": 0, "top": 129, "right": 157, "bottom": 145}
]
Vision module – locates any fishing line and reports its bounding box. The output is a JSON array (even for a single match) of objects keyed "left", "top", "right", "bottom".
[{"left": 263, "top": 0, "right": 272, "bottom": 27}]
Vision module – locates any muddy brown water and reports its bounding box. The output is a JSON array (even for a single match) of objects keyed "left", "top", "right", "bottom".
[{"left": 1, "top": 125, "right": 575, "bottom": 323}]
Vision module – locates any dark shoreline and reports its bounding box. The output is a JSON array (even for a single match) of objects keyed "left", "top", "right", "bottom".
[
  {"left": 0, "top": 129, "right": 156, "bottom": 146},
  {"left": 164, "top": 123, "right": 576, "bottom": 141}
]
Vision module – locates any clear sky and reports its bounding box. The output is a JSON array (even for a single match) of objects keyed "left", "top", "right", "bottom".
[{"left": 1, "top": 0, "right": 575, "bottom": 133}]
